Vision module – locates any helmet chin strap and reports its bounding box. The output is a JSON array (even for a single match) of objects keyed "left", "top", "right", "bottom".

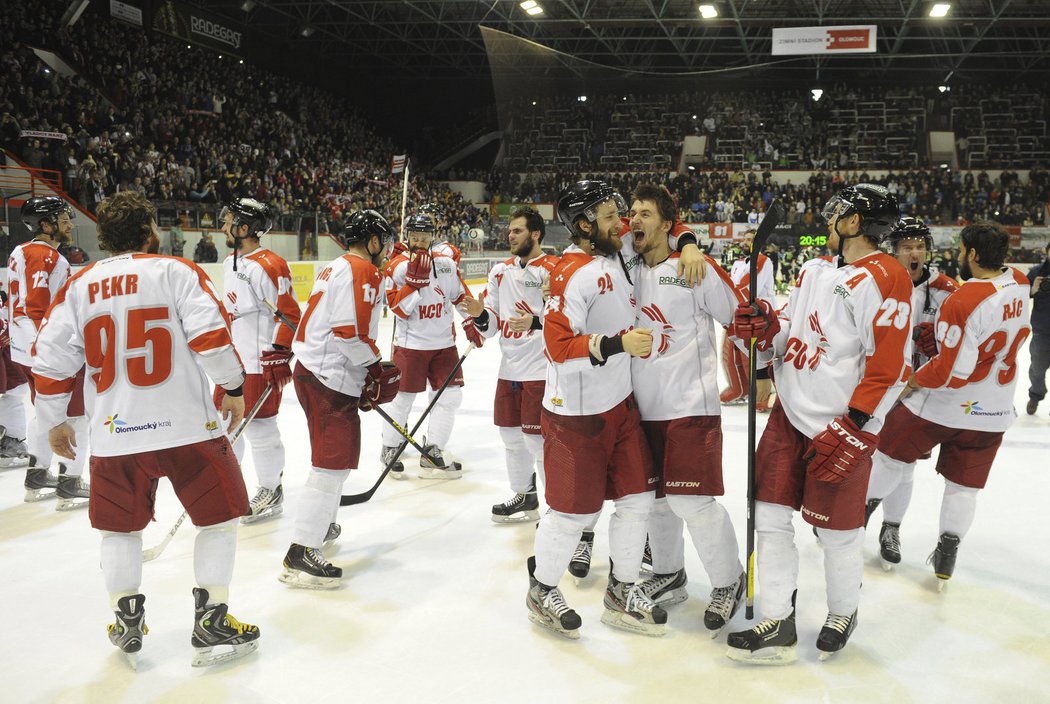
[{"left": 833, "top": 215, "right": 863, "bottom": 267}]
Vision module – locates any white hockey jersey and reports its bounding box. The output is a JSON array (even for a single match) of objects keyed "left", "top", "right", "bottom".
[
  {"left": 481, "top": 254, "right": 559, "bottom": 382},
  {"left": 904, "top": 267, "right": 1030, "bottom": 432},
  {"left": 223, "top": 248, "right": 301, "bottom": 373},
  {"left": 768, "top": 252, "right": 913, "bottom": 437},
  {"left": 909, "top": 268, "right": 958, "bottom": 369},
  {"left": 31, "top": 254, "right": 244, "bottom": 457},
  {"left": 632, "top": 254, "right": 742, "bottom": 421},
  {"left": 385, "top": 251, "right": 467, "bottom": 350},
  {"left": 7, "top": 240, "right": 71, "bottom": 366},
  {"left": 730, "top": 253, "right": 776, "bottom": 308},
  {"left": 293, "top": 253, "right": 384, "bottom": 396},
  {"left": 543, "top": 244, "right": 635, "bottom": 416}
]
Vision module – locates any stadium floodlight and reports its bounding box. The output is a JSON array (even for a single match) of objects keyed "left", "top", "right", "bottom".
[
  {"left": 938, "top": 85, "right": 950, "bottom": 93},
  {"left": 577, "top": 95, "right": 587, "bottom": 102},
  {"left": 300, "top": 26, "right": 315, "bottom": 37},
  {"left": 520, "top": 1, "right": 544, "bottom": 15},
  {"left": 811, "top": 88, "right": 823, "bottom": 101},
  {"left": 240, "top": 0, "right": 256, "bottom": 11},
  {"left": 929, "top": 3, "right": 950, "bottom": 17},
  {"left": 699, "top": 4, "right": 718, "bottom": 19}
]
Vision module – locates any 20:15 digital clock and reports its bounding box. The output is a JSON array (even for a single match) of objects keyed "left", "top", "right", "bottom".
[{"left": 798, "top": 235, "right": 828, "bottom": 247}]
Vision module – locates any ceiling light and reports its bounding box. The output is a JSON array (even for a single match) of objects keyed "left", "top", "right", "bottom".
[
  {"left": 929, "top": 3, "right": 950, "bottom": 17},
  {"left": 699, "top": 4, "right": 718, "bottom": 19},
  {"left": 938, "top": 85, "right": 950, "bottom": 92},
  {"left": 811, "top": 88, "right": 823, "bottom": 101},
  {"left": 240, "top": 0, "right": 256, "bottom": 11},
  {"left": 531, "top": 101, "right": 537, "bottom": 106},
  {"left": 577, "top": 95, "right": 587, "bottom": 102},
  {"left": 520, "top": 1, "right": 544, "bottom": 15},
  {"left": 300, "top": 26, "right": 315, "bottom": 37}
]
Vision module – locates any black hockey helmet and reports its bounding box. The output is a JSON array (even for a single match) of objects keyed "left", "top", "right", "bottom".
[
  {"left": 339, "top": 209, "right": 394, "bottom": 249},
  {"left": 220, "top": 198, "right": 273, "bottom": 239},
  {"left": 556, "top": 180, "right": 627, "bottom": 236},
  {"left": 21, "top": 196, "right": 73, "bottom": 232},
  {"left": 418, "top": 203, "right": 445, "bottom": 221},
  {"left": 886, "top": 216, "right": 933, "bottom": 252},
  {"left": 820, "top": 184, "right": 900, "bottom": 242},
  {"left": 404, "top": 213, "right": 436, "bottom": 234}
]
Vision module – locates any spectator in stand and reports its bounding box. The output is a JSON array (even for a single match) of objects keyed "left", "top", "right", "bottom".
[{"left": 194, "top": 231, "right": 218, "bottom": 263}]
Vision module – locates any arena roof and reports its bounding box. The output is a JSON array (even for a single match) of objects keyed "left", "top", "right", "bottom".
[{"left": 195, "top": 1, "right": 1050, "bottom": 84}]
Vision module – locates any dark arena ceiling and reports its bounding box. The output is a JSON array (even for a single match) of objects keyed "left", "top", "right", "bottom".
[{"left": 192, "top": 1, "right": 1050, "bottom": 84}]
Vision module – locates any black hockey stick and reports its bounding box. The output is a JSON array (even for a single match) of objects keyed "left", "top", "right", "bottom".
[
  {"left": 340, "top": 342, "right": 476, "bottom": 506},
  {"left": 744, "top": 198, "right": 786, "bottom": 619},
  {"left": 262, "top": 298, "right": 439, "bottom": 464}
]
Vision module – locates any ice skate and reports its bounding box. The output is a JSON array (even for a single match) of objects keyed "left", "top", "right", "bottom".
[
  {"left": 817, "top": 610, "right": 858, "bottom": 660},
  {"left": 24, "top": 461, "right": 58, "bottom": 502},
  {"left": 279, "top": 544, "right": 343, "bottom": 589},
  {"left": 381, "top": 445, "right": 406, "bottom": 481},
  {"left": 637, "top": 568, "right": 688, "bottom": 607},
  {"left": 0, "top": 432, "right": 30, "bottom": 468},
  {"left": 107, "top": 594, "right": 148, "bottom": 670},
  {"left": 863, "top": 498, "right": 882, "bottom": 529},
  {"left": 55, "top": 464, "right": 90, "bottom": 511},
  {"left": 878, "top": 522, "right": 902, "bottom": 571},
  {"left": 526, "top": 556, "right": 581, "bottom": 639},
  {"left": 323, "top": 522, "right": 341, "bottom": 547},
  {"left": 705, "top": 571, "right": 745, "bottom": 636},
  {"left": 190, "top": 587, "right": 260, "bottom": 667},
  {"left": 418, "top": 443, "right": 462, "bottom": 479},
  {"left": 568, "top": 530, "right": 594, "bottom": 583},
  {"left": 928, "top": 532, "right": 961, "bottom": 591},
  {"left": 241, "top": 484, "right": 283, "bottom": 524},
  {"left": 726, "top": 591, "right": 797, "bottom": 664},
  {"left": 600, "top": 567, "right": 668, "bottom": 637},
  {"left": 491, "top": 473, "right": 539, "bottom": 524}
]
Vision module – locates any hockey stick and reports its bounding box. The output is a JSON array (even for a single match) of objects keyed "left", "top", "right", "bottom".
[
  {"left": 142, "top": 383, "right": 274, "bottom": 562},
  {"left": 340, "top": 342, "right": 475, "bottom": 506},
  {"left": 744, "top": 198, "right": 786, "bottom": 619},
  {"left": 261, "top": 298, "right": 439, "bottom": 464}
]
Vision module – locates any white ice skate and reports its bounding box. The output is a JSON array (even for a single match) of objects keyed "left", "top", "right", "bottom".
[{"left": 241, "top": 485, "right": 283, "bottom": 524}]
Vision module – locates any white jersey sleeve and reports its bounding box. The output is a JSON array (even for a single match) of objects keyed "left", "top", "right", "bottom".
[
  {"left": 386, "top": 252, "right": 464, "bottom": 350},
  {"left": 485, "top": 254, "right": 558, "bottom": 381}
]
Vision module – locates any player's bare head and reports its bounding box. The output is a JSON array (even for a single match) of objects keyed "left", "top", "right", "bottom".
[
  {"left": 97, "top": 191, "right": 158, "bottom": 254},
  {"left": 629, "top": 185, "right": 675, "bottom": 257},
  {"left": 742, "top": 229, "right": 757, "bottom": 253},
  {"left": 508, "top": 206, "right": 544, "bottom": 258},
  {"left": 959, "top": 220, "right": 1009, "bottom": 273}
]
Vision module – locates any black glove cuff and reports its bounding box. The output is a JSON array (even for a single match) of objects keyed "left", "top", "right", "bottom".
[
  {"left": 474, "top": 310, "right": 490, "bottom": 331},
  {"left": 225, "top": 385, "right": 244, "bottom": 397},
  {"left": 755, "top": 367, "right": 770, "bottom": 380},
  {"left": 600, "top": 334, "right": 626, "bottom": 359},
  {"left": 676, "top": 233, "right": 698, "bottom": 250},
  {"left": 530, "top": 315, "right": 543, "bottom": 330},
  {"left": 847, "top": 407, "right": 871, "bottom": 430}
]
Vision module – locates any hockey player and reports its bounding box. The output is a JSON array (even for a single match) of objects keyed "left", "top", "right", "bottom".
[
  {"left": 33, "top": 191, "right": 259, "bottom": 668},
  {"left": 627, "top": 184, "right": 747, "bottom": 633},
  {"left": 720, "top": 229, "right": 776, "bottom": 410},
  {"left": 462, "top": 206, "right": 557, "bottom": 523},
  {"left": 866, "top": 221, "right": 1029, "bottom": 587},
  {"left": 0, "top": 296, "right": 31, "bottom": 468},
  {"left": 419, "top": 203, "right": 462, "bottom": 263},
  {"left": 527, "top": 180, "right": 665, "bottom": 639},
  {"left": 380, "top": 212, "right": 483, "bottom": 478},
  {"left": 280, "top": 210, "right": 401, "bottom": 589},
  {"left": 727, "top": 184, "right": 909, "bottom": 663},
  {"left": 215, "top": 198, "right": 301, "bottom": 524},
  {"left": 865, "top": 217, "right": 958, "bottom": 568},
  {"left": 8, "top": 196, "right": 90, "bottom": 509}
]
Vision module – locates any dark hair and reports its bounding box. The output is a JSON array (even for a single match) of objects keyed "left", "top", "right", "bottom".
[
  {"left": 960, "top": 220, "right": 1009, "bottom": 270},
  {"left": 510, "top": 205, "right": 545, "bottom": 243},
  {"left": 631, "top": 184, "right": 677, "bottom": 224},
  {"left": 97, "top": 191, "right": 156, "bottom": 253}
]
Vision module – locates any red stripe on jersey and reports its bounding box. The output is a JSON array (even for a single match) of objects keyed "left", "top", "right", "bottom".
[
  {"left": 929, "top": 273, "right": 959, "bottom": 295},
  {"left": 189, "top": 328, "right": 234, "bottom": 353},
  {"left": 543, "top": 252, "right": 594, "bottom": 364},
  {"left": 914, "top": 280, "right": 999, "bottom": 389},
  {"left": 33, "top": 373, "right": 75, "bottom": 395}
]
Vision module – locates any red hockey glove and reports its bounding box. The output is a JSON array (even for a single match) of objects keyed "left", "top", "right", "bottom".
[
  {"left": 804, "top": 415, "right": 879, "bottom": 484},
  {"left": 731, "top": 299, "right": 780, "bottom": 350},
  {"left": 391, "top": 240, "right": 408, "bottom": 259},
  {"left": 462, "top": 317, "right": 484, "bottom": 348},
  {"left": 914, "top": 322, "right": 938, "bottom": 358},
  {"left": 260, "top": 347, "right": 293, "bottom": 389},
  {"left": 359, "top": 362, "right": 401, "bottom": 412},
  {"left": 405, "top": 251, "right": 432, "bottom": 290}
]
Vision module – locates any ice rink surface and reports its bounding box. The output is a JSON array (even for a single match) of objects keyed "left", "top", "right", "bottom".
[{"left": 2, "top": 290, "right": 1049, "bottom": 704}]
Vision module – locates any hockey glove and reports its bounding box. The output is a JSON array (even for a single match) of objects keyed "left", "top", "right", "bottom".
[
  {"left": 804, "top": 414, "right": 879, "bottom": 484},
  {"left": 731, "top": 299, "right": 780, "bottom": 350},
  {"left": 391, "top": 240, "right": 408, "bottom": 259},
  {"left": 405, "top": 251, "right": 432, "bottom": 290},
  {"left": 260, "top": 347, "right": 293, "bottom": 390},
  {"left": 462, "top": 317, "right": 484, "bottom": 348},
  {"left": 914, "top": 322, "right": 938, "bottom": 358},
  {"left": 360, "top": 362, "right": 402, "bottom": 412}
]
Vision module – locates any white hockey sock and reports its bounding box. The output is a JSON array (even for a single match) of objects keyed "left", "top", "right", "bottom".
[
  {"left": 381, "top": 392, "right": 417, "bottom": 448},
  {"left": 609, "top": 491, "right": 655, "bottom": 583},
  {"left": 816, "top": 527, "right": 864, "bottom": 616},
  {"left": 668, "top": 494, "right": 742, "bottom": 588},
  {"left": 426, "top": 385, "right": 462, "bottom": 450},
  {"left": 866, "top": 451, "right": 909, "bottom": 503},
  {"left": 28, "top": 412, "right": 53, "bottom": 469},
  {"left": 755, "top": 501, "right": 799, "bottom": 621},
  {"left": 881, "top": 463, "right": 915, "bottom": 524},
  {"left": 194, "top": 518, "right": 238, "bottom": 605},
  {"left": 0, "top": 390, "right": 27, "bottom": 439},
  {"left": 523, "top": 433, "right": 545, "bottom": 490},
  {"left": 939, "top": 479, "right": 978, "bottom": 539},
  {"left": 499, "top": 426, "right": 535, "bottom": 493},
  {"left": 62, "top": 416, "right": 89, "bottom": 478},
  {"left": 534, "top": 509, "right": 600, "bottom": 587},
  {"left": 245, "top": 417, "right": 285, "bottom": 489},
  {"left": 292, "top": 467, "right": 349, "bottom": 550},
  {"left": 100, "top": 531, "right": 143, "bottom": 609},
  {"left": 646, "top": 497, "right": 686, "bottom": 574}
]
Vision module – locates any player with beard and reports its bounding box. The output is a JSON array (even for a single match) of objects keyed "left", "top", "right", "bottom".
[
  {"left": 626, "top": 184, "right": 747, "bottom": 634},
  {"left": 863, "top": 216, "right": 958, "bottom": 568},
  {"left": 865, "top": 221, "right": 1029, "bottom": 588},
  {"left": 462, "top": 206, "right": 557, "bottom": 523},
  {"left": 721, "top": 229, "right": 776, "bottom": 410}
]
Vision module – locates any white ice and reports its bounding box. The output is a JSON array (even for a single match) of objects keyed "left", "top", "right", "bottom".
[{"left": 2, "top": 289, "right": 1049, "bottom": 704}]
